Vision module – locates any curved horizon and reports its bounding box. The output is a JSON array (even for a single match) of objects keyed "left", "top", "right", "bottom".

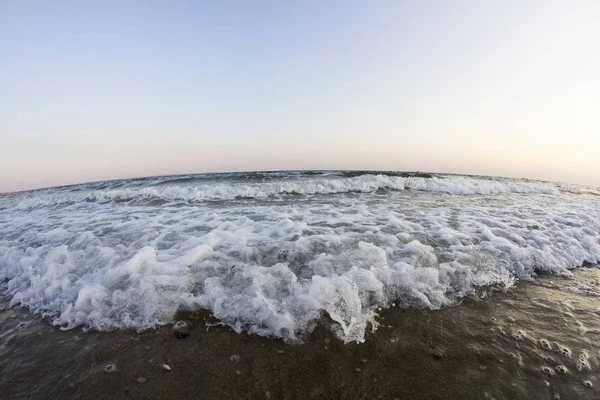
[{"left": 3, "top": 167, "right": 596, "bottom": 195}]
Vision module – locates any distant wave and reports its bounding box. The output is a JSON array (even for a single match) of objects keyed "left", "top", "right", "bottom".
[{"left": 10, "top": 174, "right": 564, "bottom": 210}]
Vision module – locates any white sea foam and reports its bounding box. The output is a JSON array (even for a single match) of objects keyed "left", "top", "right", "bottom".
[
  {"left": 9, "top": 174, "right": 562, "bottom": 211},
  {"left": 1, "top": 172, "right": 600, "bottom": 343}
]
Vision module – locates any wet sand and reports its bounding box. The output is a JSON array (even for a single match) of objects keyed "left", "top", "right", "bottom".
[{"left": 2, "top": 267, "right": 600, "bottom": 400}]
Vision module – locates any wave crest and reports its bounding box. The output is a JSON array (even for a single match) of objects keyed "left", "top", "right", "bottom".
[{"left": 13, "top": 175, "right": 561, "bottom": 210}]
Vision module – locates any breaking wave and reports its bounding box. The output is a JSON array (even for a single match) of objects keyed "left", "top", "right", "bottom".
[
  {"left": 10, "top": 174, "right": 562, "bottom": 211},
  {"left": 1, "top": 171, "right": 599, "bottom": 343}
]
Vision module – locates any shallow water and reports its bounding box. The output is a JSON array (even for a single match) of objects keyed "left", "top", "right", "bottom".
[{"left": 1, "top": 267, "right": 599, "bottom": 399}]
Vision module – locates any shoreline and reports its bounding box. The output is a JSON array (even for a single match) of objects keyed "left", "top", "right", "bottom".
[{"left": 2, "top": 267, "right": 599, "bottom": 399}]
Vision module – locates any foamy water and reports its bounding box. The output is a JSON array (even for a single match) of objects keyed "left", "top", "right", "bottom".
[{"left": 1, "top": 171, "right": 600, "bottom": 343}]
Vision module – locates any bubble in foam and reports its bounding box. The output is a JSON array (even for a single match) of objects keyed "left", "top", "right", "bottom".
[
  {"left": 538, "top": 339, "right": 552, "bottom": 350},
  {"left": 556, "top": 345, "right": 571, "bottom": 358},
  {"left": 511, "top": 330, "right": 526, "bottom": 341},
  {"left": 555, "top": 365, "right": 568, "bottom": 374},
  {"left": 542, "top": 355, "right": 556, "bottom": 364},
  {"left": 575, "top": 352, "right": 591, "bottom": 372},
  {"left": 104, "top": 364, "right": 117, "bottom": 373},
  {"left": 542, "top": 366, "right": 555, "bottom": 376}
]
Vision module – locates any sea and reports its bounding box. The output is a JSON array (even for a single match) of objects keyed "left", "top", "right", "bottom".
[{"left": 1, "top": 170, "right": 599, "bottom": 399}]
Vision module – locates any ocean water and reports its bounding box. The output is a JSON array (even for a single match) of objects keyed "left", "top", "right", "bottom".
[{"left": 1, "top": 170, "right": 600, "bottom": 345}]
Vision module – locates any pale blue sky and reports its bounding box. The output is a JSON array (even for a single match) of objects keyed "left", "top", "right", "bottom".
[{"left": 1, "top": 0, "right": 599, "bottom": 192}]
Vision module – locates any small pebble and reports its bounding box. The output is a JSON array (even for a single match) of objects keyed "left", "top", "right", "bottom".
[
  {"left": 230, "top": 355, "right": 241, "bottom": 363},
  {"left": 162, "top": 364, "right": 172, "bottom": 371},
  {"left": 583, "top": 380, "right": 593, "bottom": 388},
  {"left": 136, "top": 377, "right": 146, "bottom": 384},
  {"left": 173, "top": 321, "right": 190, "bottom": 330},
  {"left": 235, "top": 370, "right": 241, "bottom": 375},
  {"left": 173, "top": 320, "right": 191, "bottom": 339}
]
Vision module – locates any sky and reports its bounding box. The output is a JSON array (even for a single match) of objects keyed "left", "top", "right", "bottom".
[{"left": 1, "top": 0, "right": 599, "bottom": 192}]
